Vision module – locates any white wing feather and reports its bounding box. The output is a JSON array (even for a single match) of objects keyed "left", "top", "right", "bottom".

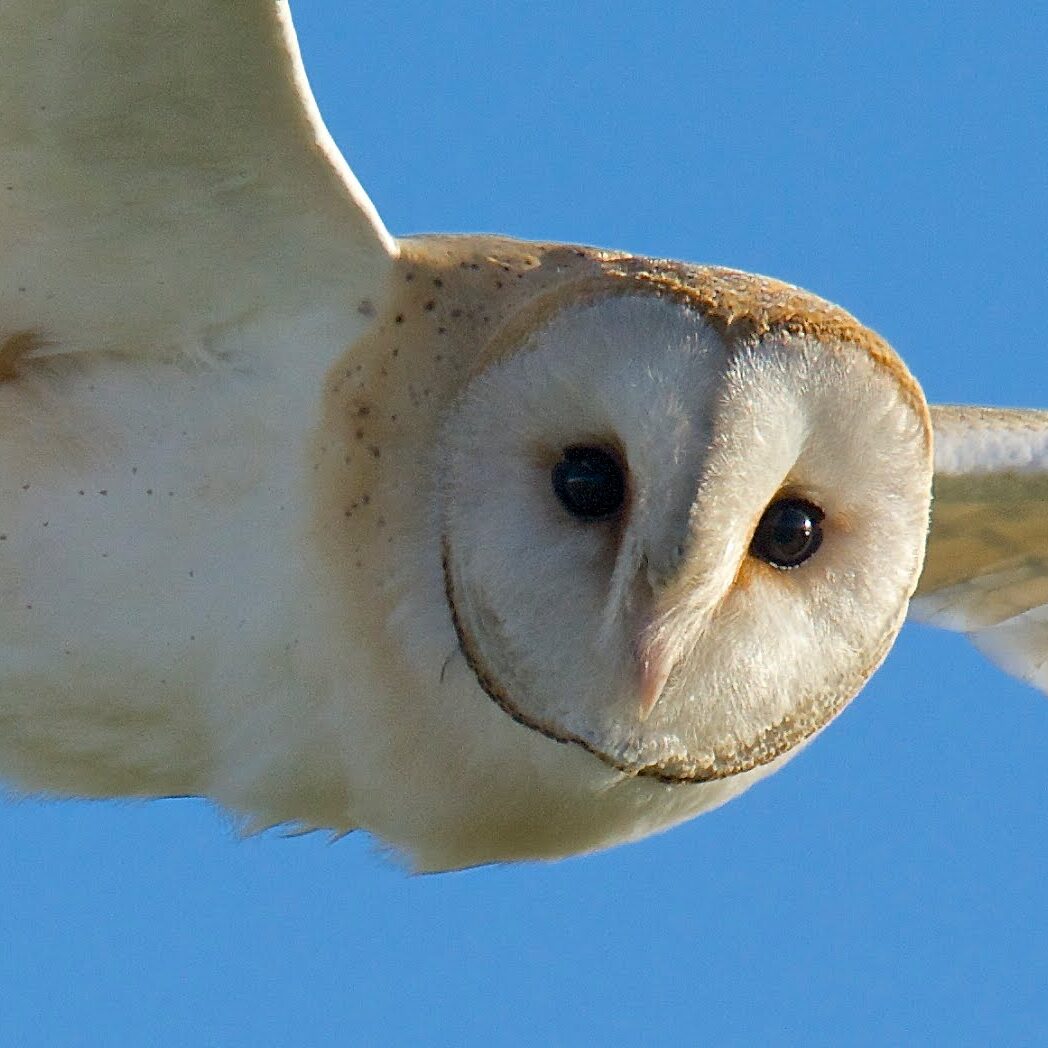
[
  {"left": 911, "top": 406, "right": 1048, "bottom": 694},
  {"left": 0, "top": 0, "right": 395, "bottom": 357},
  {"left": 0, "top": 1, "right": 396, "bottom": 812}
]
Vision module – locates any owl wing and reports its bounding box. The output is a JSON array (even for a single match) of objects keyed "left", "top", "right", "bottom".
[
  {"left": 0, "top": 0, "right": 395, "bottom": 360},
  {"left": 910, "top": 405, "right": 1048, "bottom": 694}
]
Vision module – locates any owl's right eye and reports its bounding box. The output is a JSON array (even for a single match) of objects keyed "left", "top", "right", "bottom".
[{"left": 551, "top": 445, "right": 626, "bottom": 522}]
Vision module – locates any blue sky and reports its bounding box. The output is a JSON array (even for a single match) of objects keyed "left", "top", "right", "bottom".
[{"left": 2, "top": 2, "right": 1046, "bottom": 1044}]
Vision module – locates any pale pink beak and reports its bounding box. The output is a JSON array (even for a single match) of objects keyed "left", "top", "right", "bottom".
[{"left": 637, "top": 639, "right": 674, "bottom": 721}]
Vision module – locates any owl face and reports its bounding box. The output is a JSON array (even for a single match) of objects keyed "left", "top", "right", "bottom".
[{"left": 439, "top": 288, "right": 933, "bottom": 783}]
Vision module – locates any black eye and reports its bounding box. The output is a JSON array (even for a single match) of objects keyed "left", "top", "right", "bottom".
[
  {"left": 750, "top": 497, "right": 825, "bottom": 569},
  {"left": 551, "top": 445, "right": 626, "bottom": 522}
]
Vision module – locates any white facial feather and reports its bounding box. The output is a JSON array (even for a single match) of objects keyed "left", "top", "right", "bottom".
[{"left": 439, "top": 293, "right": 931, "bottom": 783}]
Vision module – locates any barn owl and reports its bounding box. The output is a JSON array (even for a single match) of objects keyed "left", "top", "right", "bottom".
[{"left": 0, "top": 2, "right": 1045, "bottom": 872}]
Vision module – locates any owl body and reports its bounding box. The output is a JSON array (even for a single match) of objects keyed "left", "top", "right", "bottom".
[
  {"left": 0, "top": 236, "right": 929, "bottom": 868},
  {"left": 1, "top": 3, "right": 1045, "bottom": 871}
]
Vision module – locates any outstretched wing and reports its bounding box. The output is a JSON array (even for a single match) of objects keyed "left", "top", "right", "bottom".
[
  {"left": 0, "top": 1, "right": 397, "bottom": 806},
  {"left": 0, "top": 0, "right": 396, "bottom": 359},
  {"left": 911, "top": 406, "right": 1048, "bottom": 694}
]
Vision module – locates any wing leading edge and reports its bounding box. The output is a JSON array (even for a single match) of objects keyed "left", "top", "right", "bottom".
[
  {"left": 0, "top": 0, "right": 396, "bottom": 361},
  {"left": 912, "top": 406, "right": 1048, "bottom": 694}
]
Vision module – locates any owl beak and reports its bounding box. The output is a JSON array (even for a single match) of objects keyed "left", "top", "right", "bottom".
[{"left": 637, "top": 639, "right": 674, "bottom": 721}]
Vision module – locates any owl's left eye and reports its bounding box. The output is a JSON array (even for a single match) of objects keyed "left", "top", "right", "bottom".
[
  {"left": 750, "top": 497, "right": 825, "bottom": 569},
  {"left": 551, "top": 445, "right": 626, "bottom": 522}
]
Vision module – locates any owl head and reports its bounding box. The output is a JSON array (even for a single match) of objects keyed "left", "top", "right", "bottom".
[{"left": 437, "top": 266, "right": 933, "bottom": 786}]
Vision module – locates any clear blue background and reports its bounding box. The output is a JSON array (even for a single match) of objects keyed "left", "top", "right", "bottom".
[{"left": 2, "top": 3, "right": 1046, "bottom": 1044}]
